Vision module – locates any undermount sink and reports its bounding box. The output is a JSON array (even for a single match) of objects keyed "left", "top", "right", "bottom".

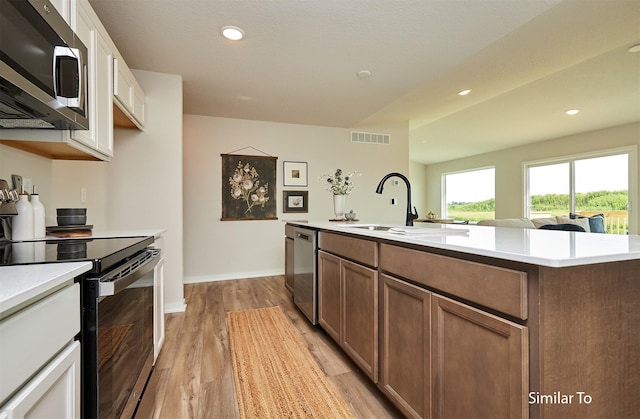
[
  {"left": 350, "top": 225, "right": 394, "bottom": 231},
  {"left": 343, "top": 224, "right": 471, "bottom": 237}
]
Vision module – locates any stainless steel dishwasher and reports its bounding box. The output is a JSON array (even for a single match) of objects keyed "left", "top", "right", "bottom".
[{"left": 293, "top": 226, "right": 317, "bottom": 324}]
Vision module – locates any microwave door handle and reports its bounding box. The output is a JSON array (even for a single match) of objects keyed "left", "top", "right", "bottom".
[
  {"left": 52, "top": 46, "right": 66, "bottom": 101},
  {"left": 77, "top": 48, "right": 85, "bottom": 112}
]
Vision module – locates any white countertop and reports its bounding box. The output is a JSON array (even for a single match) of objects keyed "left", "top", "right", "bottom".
[
  {"left": 287, "top": 220, "right": 640, "bottom": 268},
  {"left": 0, "top": 262, "right": 92, "bottom": 318},
  {"left": 0, "top": 229, "right": 164, "bottom": 316}
]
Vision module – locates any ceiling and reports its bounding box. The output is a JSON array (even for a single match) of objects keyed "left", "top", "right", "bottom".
[{"left": 88, "top": 0, "right": 640, "bottom": 164}]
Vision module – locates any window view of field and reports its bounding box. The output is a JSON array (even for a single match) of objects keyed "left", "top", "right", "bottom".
[
  {"left": 448, "top": 190, "right": 629, "bottom": 234},
  {"left": 444, "top": 153, "right": 630, "bottom": 234},
  {"left": 444, "top": 168, "right": 495, "bottom": 221}
]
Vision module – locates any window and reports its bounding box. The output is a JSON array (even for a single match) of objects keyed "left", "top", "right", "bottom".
[
  {"left": 443, "top": 167, "right": 495, "bottom": 222},
  {"left": 525, "top": 149, "right": 633, "bottom": 234}
]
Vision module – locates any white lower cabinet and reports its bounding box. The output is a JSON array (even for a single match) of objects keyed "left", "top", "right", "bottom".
[
  {"left": 0, "top": 282, "right": 81, "bottom": 418},
  {"left": 154, "top": 257, "right": 165, "bottom": 362},
  {"left": 0, "top": 342, "right": 81, "bottom": 419}
]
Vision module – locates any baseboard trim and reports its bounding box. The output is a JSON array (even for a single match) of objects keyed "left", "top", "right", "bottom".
[
  {"left": 165, "top": 299, "right": 187, "bottom": 313},
  {"left": 184, "top": 269, "right": 284, "bottom": 284}
]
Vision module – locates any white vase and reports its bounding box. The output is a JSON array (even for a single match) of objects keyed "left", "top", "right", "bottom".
[
  {"left": 31, "top": 192, "right": 46, "bottom": 239},
  {"left": 13, "top": 193, "right": 34, "bottom": 241},
  {"left": 333, "top": 194, "right": 346, "bottom": 219}
]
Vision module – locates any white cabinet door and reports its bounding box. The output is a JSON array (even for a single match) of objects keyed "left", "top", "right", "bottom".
[
  {"left": 49, "top": 0, "right": 71, "bottom": 23},
  {"left": 114, "top": 57, "right": 146, "bottom": 129},
  {"left": 70, "top": 0, "right": 97, "bottom": 151},
  {"left": 154, "top": 258, "right": 165, "bottom": 362},
  {"left": 114, "top": 57, "right": 133, "bottom": 112},
  {"left": 0, "top": 284, "right": 79, "bottom": 404},
  {"left": 0, "top": 341, "right": 81, "bottom": 419},
  {"left": 71, "top": 0, "right": 114, "bottom": 158},
  {"left": 94, "top": 29, "right": 114, "bottom": 155},
  {"left": 133, "top": 83, "right": 146, "bottom": 127}
]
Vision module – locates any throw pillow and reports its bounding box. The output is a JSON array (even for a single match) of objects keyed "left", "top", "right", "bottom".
[
  {"left": 531, "top": 217, "right": 558, "bottom": 228},
  {"left": 556, "top": 216, "right": 591, "bottom": 232},
  {"left": 539, "top": 223, "right": 586, "bottom": 232},
  {"left": 570, "top": 213, "right": 606, "bottom": 233}
]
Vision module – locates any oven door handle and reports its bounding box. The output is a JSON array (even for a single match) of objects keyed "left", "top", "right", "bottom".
[{"left": 99, "top": 249, "right": 161, "bottom": 297}]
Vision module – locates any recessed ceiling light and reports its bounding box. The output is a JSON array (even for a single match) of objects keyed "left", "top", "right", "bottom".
[
  {"left": 566, "top": 109, "right": 580, "bottom": 115},
  {"left": 457, "top": 89, "right": 471, "bottom": 96},
  {"left": 356, "top": 70, "right": 372, "bottom": 79},
  {"left": 628, "top": 44, "right": 640, "bottom": 53},
  {"left": 221, "top": 26, "right": 244, "bottom": 41}
]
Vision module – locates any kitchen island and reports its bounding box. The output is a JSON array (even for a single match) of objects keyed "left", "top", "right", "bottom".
[{"left": 286, "top": 221, "right": 640, "bottom": 419}]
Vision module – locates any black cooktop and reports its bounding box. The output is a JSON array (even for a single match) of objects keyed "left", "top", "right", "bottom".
[{"left": 0, "top": 236, "right": 154, "bottom": 274}]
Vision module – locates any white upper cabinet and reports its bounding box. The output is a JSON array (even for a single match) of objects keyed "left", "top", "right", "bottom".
[
  {"left": 0, "top": 0, "right": 143, "bottom": 161},
  {"left": 71, "top": 0, "right": 114, "bottom": 158},
  {"left": 49, "top": 0, "right": 71, "bottom": 23},
  {"left": 114, "top": 56, "right": 146, "bottom": 130}
]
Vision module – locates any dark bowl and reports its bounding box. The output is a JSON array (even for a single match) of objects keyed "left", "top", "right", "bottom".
[
  {"left": 57, "top": 215, "right": 87, "bottom": 226},
  {"left": 57, "top": 208, "right": 87, "bottom": 216},
  {"left": 56, "top": 242, "right": 87, "bottom": 254}
]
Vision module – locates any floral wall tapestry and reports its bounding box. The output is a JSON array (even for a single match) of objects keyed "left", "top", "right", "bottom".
[{"left": 221, "top": 154, "right": 278, "bottom": 220}]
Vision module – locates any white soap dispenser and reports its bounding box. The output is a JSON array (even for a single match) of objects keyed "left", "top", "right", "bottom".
[
  {"left": 13, "top": 187, "right": 34, "bottom": 241},
  {"left": 31, "top": 185, "right": 46, "bottom": 239}
]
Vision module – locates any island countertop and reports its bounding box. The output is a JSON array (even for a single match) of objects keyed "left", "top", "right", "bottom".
[{"left": 286, "top": 220, "right": 640, "bottom": 268}]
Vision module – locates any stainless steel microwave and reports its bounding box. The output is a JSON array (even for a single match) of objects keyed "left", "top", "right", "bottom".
[{"left": 0, "top": 0, "right": 89, "bottom": 130}]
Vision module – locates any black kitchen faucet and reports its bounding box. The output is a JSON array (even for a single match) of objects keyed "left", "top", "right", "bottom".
[{"left": 375, "top": 172, "right": 419, "bottom": 226}]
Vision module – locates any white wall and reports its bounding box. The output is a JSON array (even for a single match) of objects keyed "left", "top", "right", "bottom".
[
  {"left": 51, "top": 70, "right": 186, "bottom": 312},
  {"left": 420, "top": 122, "right": 640, "bottom": 232},
  {"left": 108, "top": 70, "right": 185, "bottom": 312},
  {"left": 0, "top": 146, "right": 54, "bottom": 224},
  {"left": 183, "top": 115, "right": 409, "bottom": 282},
  {"left": 410, "top": 160, "right": 428, "bottom": 217},
  {"left": 50, "top": 161, "right": 109, "bottom": 227}
]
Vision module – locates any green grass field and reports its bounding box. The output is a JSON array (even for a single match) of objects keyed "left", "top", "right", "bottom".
[{"left": 446, "top": 210, "right": 494, "bottom": 222}]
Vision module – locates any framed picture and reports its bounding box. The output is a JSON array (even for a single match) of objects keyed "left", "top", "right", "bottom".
[
  {"left": 283, "top": 190, "right": 308, "bottom": 213},
  {"left": 283, "top": 161, "right": 308, "bottom": 186},
  {"left": 221, "top": 154, "right": 278, "bottom": 220}
]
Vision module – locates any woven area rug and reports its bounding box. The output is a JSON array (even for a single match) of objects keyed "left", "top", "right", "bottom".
[{"left": 227, "top": 306, "right": 353, "bottom": 418}]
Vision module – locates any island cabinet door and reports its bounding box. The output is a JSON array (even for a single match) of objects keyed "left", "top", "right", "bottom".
[
  {"left": 341, "top": 259, "right": 378, "bottom": 383},
  {"left": 380, "top": 274, "right": 431, "bottom": 419},
  {"left": 318, "top": 250, "right": 342, "bottom": 342},
  {"left": 431, "top": 295, "right": 529, "bottom": 419}
]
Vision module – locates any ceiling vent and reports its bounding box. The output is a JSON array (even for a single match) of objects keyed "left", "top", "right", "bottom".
[{"left": 351, "top": 131, "right": 390, "bottom": 145}]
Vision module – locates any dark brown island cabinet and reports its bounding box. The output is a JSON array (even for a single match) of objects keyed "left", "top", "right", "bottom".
[
  {"left": 297, "top": 227, "right": 640, "bottom": 419},
  {"left": 318, "top": 232, "right": 379, "bottom": 382}
]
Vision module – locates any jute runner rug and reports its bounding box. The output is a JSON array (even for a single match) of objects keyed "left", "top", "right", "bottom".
[{"left": 227, "top": 306, "right": 354, "bottom": 418}]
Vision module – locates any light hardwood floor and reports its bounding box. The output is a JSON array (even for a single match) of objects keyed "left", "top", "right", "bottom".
[{"left": 136, "top": 276, "right": 403, "bottom": 418}]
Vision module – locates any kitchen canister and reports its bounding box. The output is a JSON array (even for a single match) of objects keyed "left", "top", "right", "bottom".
[
  {"left": 31, "top": 186, "right": 46, "bottom": 239},
  {"left": 13, "top": 190, "right": 34, "bottom": 241}
]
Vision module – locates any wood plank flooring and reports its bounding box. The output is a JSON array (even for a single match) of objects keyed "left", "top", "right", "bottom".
[{"left": 136, "top": 276, "right": 402, "bottom": 418}]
